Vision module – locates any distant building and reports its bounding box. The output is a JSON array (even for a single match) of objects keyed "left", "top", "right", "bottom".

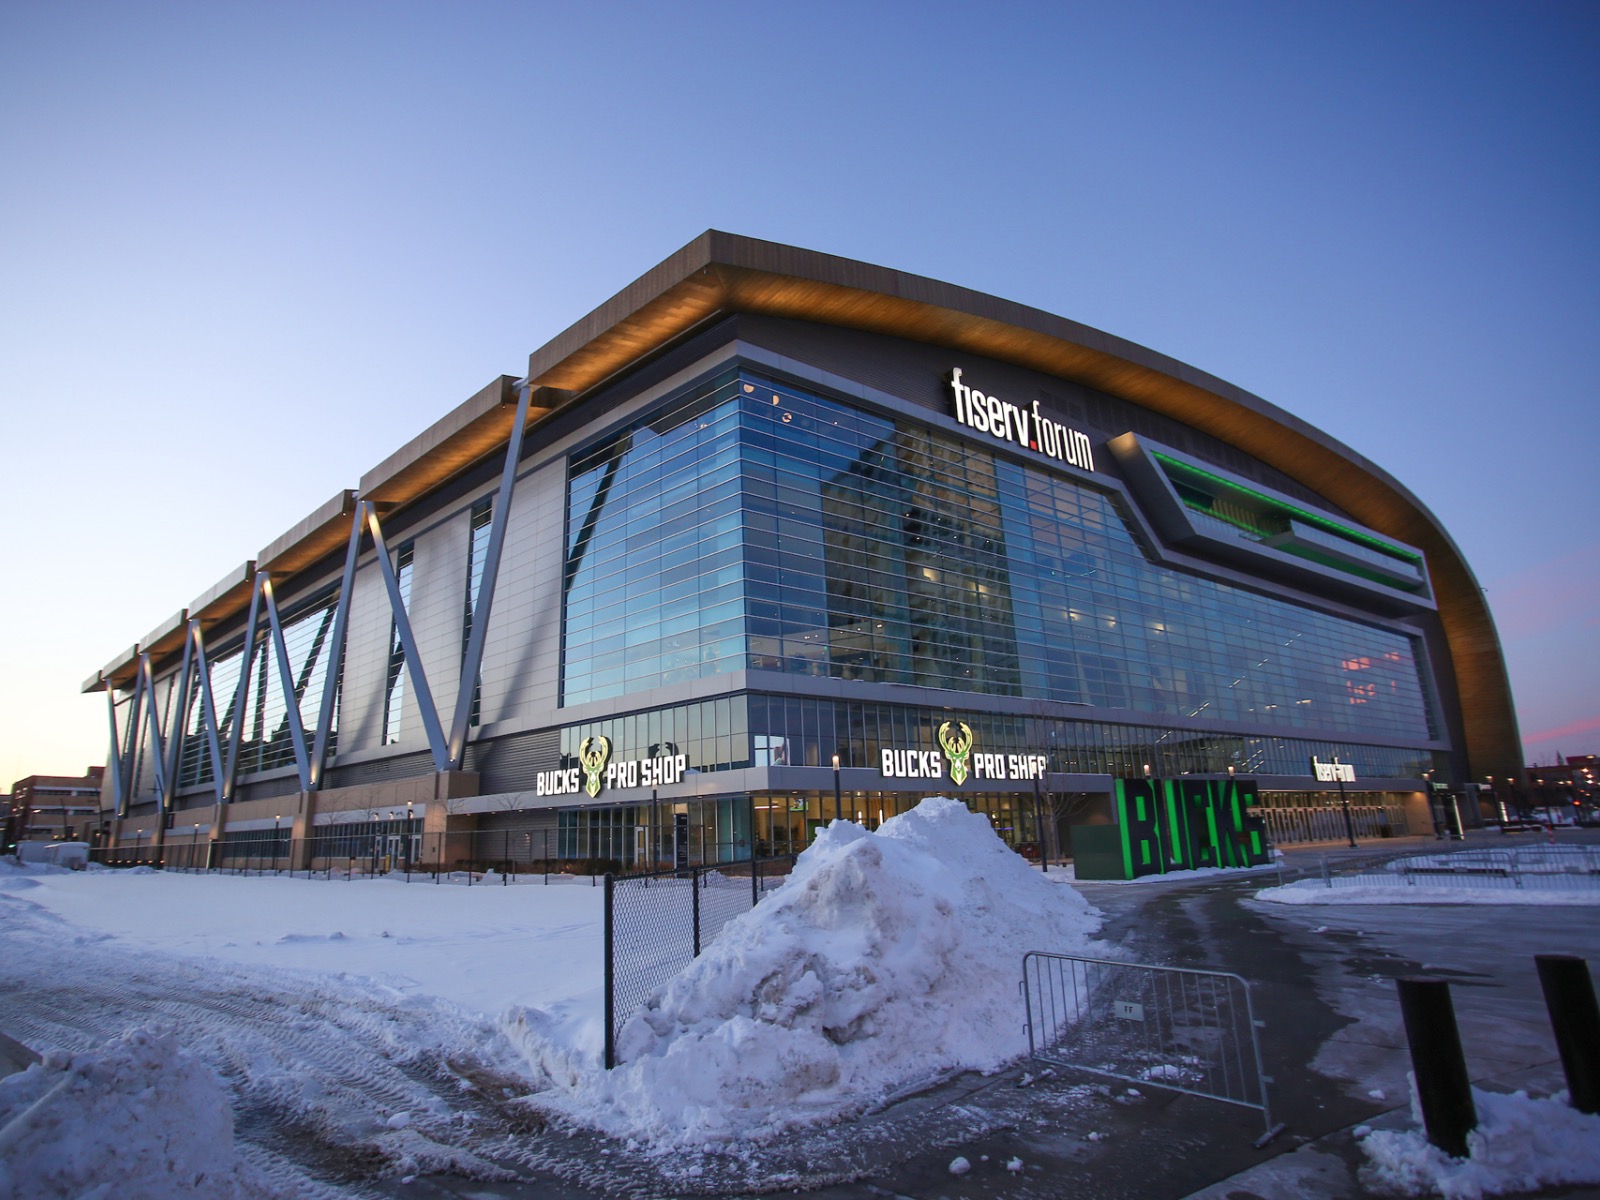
[
  {"left": 7, "top": 768, "right": 106, "bottom": 847},
  {"left": 1525, "top": 755, "right": 1598, "bottom": 821}
]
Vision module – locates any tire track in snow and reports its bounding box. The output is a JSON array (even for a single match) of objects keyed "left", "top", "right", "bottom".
[{"left": 0, "top": 889, "right": 533, "bottom": 1195}]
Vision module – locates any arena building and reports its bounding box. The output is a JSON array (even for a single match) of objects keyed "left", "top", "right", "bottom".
[{"left": 84, "top": 233, "right": 1521, "bottom": 870}]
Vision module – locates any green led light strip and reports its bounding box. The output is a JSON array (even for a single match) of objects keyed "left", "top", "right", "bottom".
[{"left": 1150, "top": 451, "right": 1422, "bottom": 564}]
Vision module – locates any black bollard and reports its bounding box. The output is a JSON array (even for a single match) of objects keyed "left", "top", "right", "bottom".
[
  {"left": 1396, "top": 977, "right": 1477, "bottom": 1158},
  {"left": 1535, "top": 955, "right": 1600, "bottom": 1114}
]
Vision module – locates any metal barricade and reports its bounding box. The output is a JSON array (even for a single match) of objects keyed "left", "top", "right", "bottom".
[
  {"left": 1312, "top": 846, "right": 1600, "bottom": 894},
  {"left": 1022, "top": 952, "right": 1273, "bottom": 1134}
]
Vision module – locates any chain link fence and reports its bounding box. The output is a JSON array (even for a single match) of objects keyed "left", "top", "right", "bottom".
[{"left": 604, "top": 855, "right": 797, "bottom": 1068}]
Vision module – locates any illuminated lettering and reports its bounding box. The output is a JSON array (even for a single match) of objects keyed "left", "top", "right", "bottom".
[{"left": 949, "top": 368, "right": 1096, "bottom": 472}]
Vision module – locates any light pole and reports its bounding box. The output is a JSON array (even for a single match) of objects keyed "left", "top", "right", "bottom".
[
  {"left": 1423, "top": 769, "right": 1442, "bottom": 839},
  {"left": 192, "top": 822, "right": 200, "bottom": 871},
  {"left": 1031, "top": 774, "right": 1047, "bottom": 874},
  {"left": 405, "top": 800, "right": 414, "bottom": 874},
  {"left": 832, "top": 753, "right": 842, "bottom": 824},
  {"left": 371, "top": 811, "right": 380, "bottom": 876},
  {"left": 1143, "top": 763, "right": 1168, "bottom": 873},
  {"left": 273, "top": 814, "right": 282, "bottom": 874},
  {"left": 1333, "top": 757, "right": 1357, "bottom": 848}
]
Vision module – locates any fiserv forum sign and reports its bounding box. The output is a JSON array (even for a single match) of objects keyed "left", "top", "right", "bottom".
[{"left": 949, "top": 368, "right": 1096, "bottom": 473}]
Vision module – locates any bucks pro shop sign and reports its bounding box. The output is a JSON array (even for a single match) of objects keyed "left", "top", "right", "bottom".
[
  {"left": 534, "top": 736, "right": 689, "bottom": 799},
  {"left": 879, "top": 720, "right": 1047, "bottom": 787}
]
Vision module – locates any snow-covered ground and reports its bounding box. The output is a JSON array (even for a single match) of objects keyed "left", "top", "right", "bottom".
[
  {"left": 7, "top": 810, "right": 1600, "bottom": 1198},
  {"left": 0, "top": 798, "right": 1108, "bottom": 1192},
  {"left": 5, "top": 863, "right": 607, "bottom": 1044},
  {"left": 1358, "top": 1086, "right": 1600, "bottom": 1199}
]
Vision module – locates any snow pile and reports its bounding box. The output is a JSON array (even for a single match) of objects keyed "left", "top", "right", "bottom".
[
  {"left": 509, "top": 796, "right": 1106, "bottom": 1148},
  {"left": 0, "top": 1026, "right": 272, "bottom": 1199},
  {"left": 0, "top": 856, "right": 73, "bottom": 881},
  {"left": 1360, "top": 1087, "right": 1600, "bottom": 1198}
]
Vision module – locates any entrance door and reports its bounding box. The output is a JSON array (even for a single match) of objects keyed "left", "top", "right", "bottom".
[
  {"left": 673, "top": 811, "right": 689, "bottom": 870},
  {"left": 385, "top": 833, "right": 418, "bottom": 868}
]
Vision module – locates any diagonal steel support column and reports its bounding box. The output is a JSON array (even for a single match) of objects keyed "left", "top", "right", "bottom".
[
  {"left": 222, "top": 574, "right": 266, "bottom": 803},
  {"left": 158, "top": 632, "right": 198, "bottom": 818},
  {"left": 186, "top": 621, "right": 228, "bottom": 805},
  {"left": 260, "top": 577, "right": 314, "bottom": 792},
  {"left": 119, "top": 673, "right": 146, "bottom": 818},
  {"left": 105, "top": 689, "right": 128, "bottom": 818},
  {"left": 136, "top": 655, "right": 169, "bottom": 817},
  {"left": 448, "top": 382, "right": 533, "bottom": 769},
  {"left": 367, "top": 507, "right": 450, "bottom": 771},
  {"left": 310, "top": 502, "right": 366, "bottom": 790}
]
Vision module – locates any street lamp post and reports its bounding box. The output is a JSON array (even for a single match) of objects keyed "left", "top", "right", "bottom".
[
  {"left": 832, "top": 753, "right": 842, "bottom": 824},
  {"left": 1031, "top": 774, "right": 1047, "bottom": 874},
  {"left": 192, "top": 822, "right": 200, "bottom": 871},
  {"left": 1333, "top": 757, "right": 1357, "bottom": 848},
  {"left": 371, "top": 811, "right": 380, "bottom": 876},
  {"left": 405, "top": 800, "right": 414, "bottom": 875},
  {"left": 272, "top": 814, "right": 282, "bottom": 875},
  {"left": 1143, "top": 763, "right": 1168, "bottom": 873}
]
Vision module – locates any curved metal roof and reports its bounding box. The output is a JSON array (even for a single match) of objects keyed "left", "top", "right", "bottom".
[
  {"left": 520, "top": 231, "right": 1518, "bottom": 780},
  {"left": 93, "top": 230, "right": 1520, "bottom": 783}
]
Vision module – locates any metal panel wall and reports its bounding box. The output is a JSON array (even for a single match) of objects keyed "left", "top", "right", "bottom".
[
  {"left": 480, "top": 457, "right": 567, "bottom": 727},
  {"left": 405, "top": 505, "right": 470, "bottom": 736},
  {"left": 334, "top": 555, "right": 395, "bottom": 758}
]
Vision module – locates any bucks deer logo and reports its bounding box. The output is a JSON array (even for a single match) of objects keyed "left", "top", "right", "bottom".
[
  {"left": 937, "top": 721, "right": 974, "bottom": 786},
  {"left": 579, "top": 736, "right": 611, "bottom": 798}
]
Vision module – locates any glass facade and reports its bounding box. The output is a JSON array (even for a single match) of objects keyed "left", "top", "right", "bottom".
[
  {"left": 562, "top": 382, "right": 745, "bottom": 705},
  {"left": 561, "top": 365, "right": 1437, "bottom": 752},
  {"left": 381, "top": 541, "right": 414, "bottom": 746},
  {"left": 549, "top": 692, "right": 1436, "bottom": 786},
  {"left": 462, "top": 497, "right": 493, "bottom": 727},
  {"left": 557, "top": 800, "right": 752, "bottom": 867},
  {"left": 560, "top": 696, "right": 749, "bottom": 778},
  {"left": 747, "top": 694, "right": 1439, "bottom": 781}
]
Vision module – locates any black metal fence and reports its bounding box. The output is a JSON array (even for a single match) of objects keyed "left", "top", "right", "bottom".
[
  {"left": 89, "top": 826, "right": 609, "bottom": 885},
  {"left": 603, "top": 855, "right": 797, "bottom": 1068}
]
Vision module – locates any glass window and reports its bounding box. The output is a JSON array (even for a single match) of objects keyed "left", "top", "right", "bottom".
[
  {"left": 560, "top": 364, "right": 1439, "bottom": 756},
  {"left": 382, "top": 542, "right": 414, "bottom": 746},
  {"left": 462, "top": 497, "right": 493, "bottom": 726}
]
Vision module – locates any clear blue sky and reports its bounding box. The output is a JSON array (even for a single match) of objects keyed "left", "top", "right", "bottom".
[{"left": 2, "top": 0, "right": 1595, "bottom": 785}]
